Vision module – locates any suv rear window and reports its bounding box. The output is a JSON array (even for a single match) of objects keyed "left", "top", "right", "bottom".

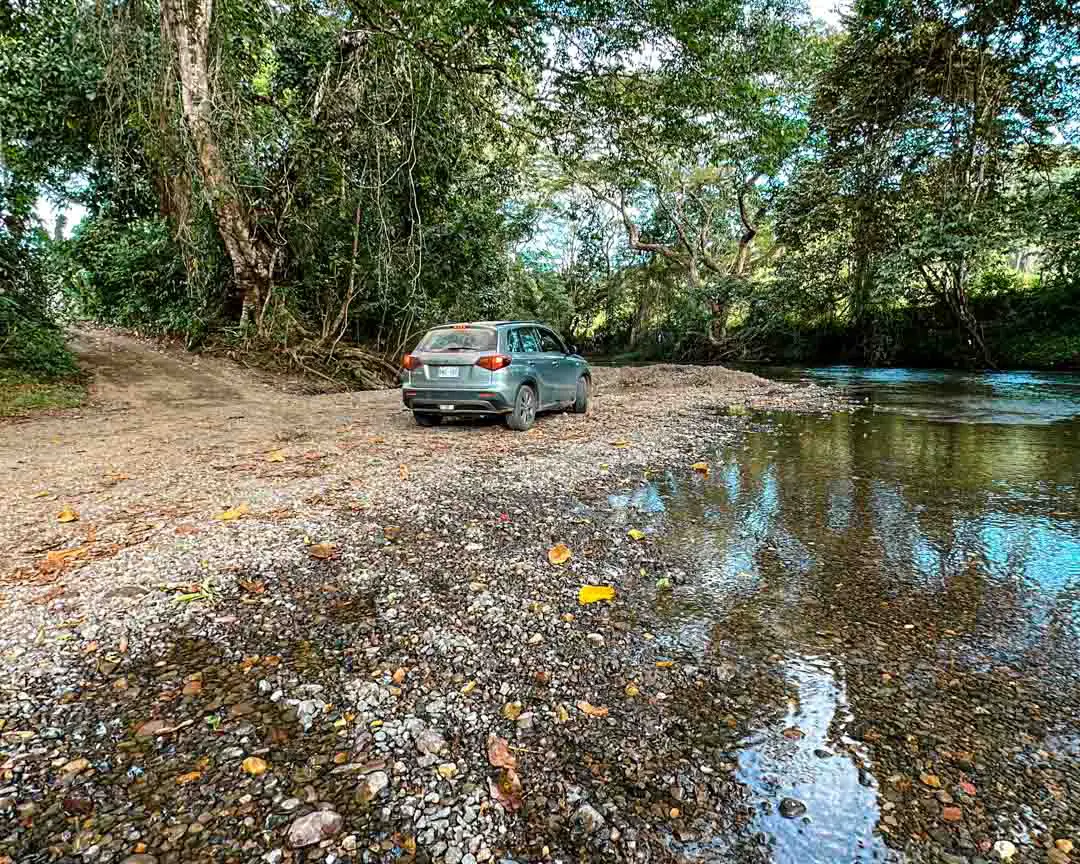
[{"left": 418, "top": 326, "right": 497, "bottom": 352}]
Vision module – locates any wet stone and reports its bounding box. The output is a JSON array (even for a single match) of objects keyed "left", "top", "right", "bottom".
[{"left": 779, "top": 798, "right": 807, "bottom": 819}]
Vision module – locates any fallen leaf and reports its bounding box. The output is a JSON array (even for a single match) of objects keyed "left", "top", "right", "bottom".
[
  {"left": 576, "top": 700, "right": 609, "bottom": 718},
  {"left": 392, "top": 667, "right": 406, "bottom": 685},
  {"left": 176, "top": 771, "right": 201, "bottom": 786},
  {"left": 941, "top": 806, "right": 963, "bottom": 822},
  {"left": 460, "top": 680, "right": 477, "bottom": 695},
  {"left": 383, "top": 526, "right": 402, "bottom": 542},
  {"left": 547, "top": 543, "right": 572, "bottom": 566},
  {"left": 578, "top": 585, "right": 615, "bottom": 604},
  {"left": 670, "top": 807, "right": 681, "bottom": 819},
  {"left": 783, "top": 726, "right": 805, "bottom": 740},
  {"left": 958, "top": 781, "right": 976, "bottom": 796},
  {"left": 175, "top": 524, "right": 200, "bottom": 536},
  {"left": 266, "top": 449, "right": 287, "bottom": 462},
  {"left": 554, "top": 703, "right": 570, "bottom": 723},
  {"left": 368, "top": 436, "right": 385, "bottom": 445},
  {"left": 502, "top": 701, "right": 523, "bottom": 721},
  {"left": 1055, "top": 840, "right": 1074, "bottom": 855},
  {"left": 691, "top": 461, "right": 710, "bottom": 476},
  {"left": 238, "top": 579, "right": 265, "bottom": 594},
  {"left": 487, "top": 735, "right": 517, "bottom": 770},
  {"left": 309, "top": 542, "right": 337, "bottom": 560},
  {"left": 627, "top": 528, "right": 645, "bottom": 541},
  {"left": 920, "top": 773, "right": 942, "bottom": 788},
  {"left": 241, "top": 756, "right": 268, "bottom": 776},
  {"left": 610, "top": 439, "right": 630, "bottom": 448},
  {"left": 488, "top": 767, "right": 523, "bottom": 811},
  {"left": 32, "top": 490, "right": 50, "bottom": 498},
  {"left": 655, "top": 660, "right": 674, "bottom": 669},
  {"left": 398, "top": 463, "right": 410, "bottom": 480},
  {"left": 57, "top": 505, "right": 80, "bottom": 523},
  {"left": 42, "top": 546, "right": 88, "bottom": 569},
  {"left": 181, "top": 680, "right": 202, "bottom": 697},
  {"left": 215, "top": 503, "right": 249, "bottom": 521},
  {"left": 625, "top": 683, "right": 640, "bottom": 697}
]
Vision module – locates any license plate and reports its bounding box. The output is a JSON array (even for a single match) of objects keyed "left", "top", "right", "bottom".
[
  {"left": 436, "top": 366, "right": 460, "bottom": 378},
  {"left": 439, "top": 404, "right": 455, "bottom": 411}
]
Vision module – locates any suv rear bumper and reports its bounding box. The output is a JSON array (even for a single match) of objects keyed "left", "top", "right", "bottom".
[{"left": 402, "top": 387, "right": 511, "bottom": 414}]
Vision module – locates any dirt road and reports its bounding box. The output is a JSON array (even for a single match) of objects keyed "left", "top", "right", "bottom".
[{"left": 0, "top": 327, "right": 814, "bottom": 579}]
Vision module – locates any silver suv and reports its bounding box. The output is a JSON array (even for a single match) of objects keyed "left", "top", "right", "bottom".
[{"left": 401, "top": 321, "right": 591, "bottom": 430}]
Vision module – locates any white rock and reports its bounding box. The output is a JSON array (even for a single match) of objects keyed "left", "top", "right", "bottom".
[
  {"left": 993, "top": 840, "right": 1017, "bottom": 861},
  {"left": 286, "top": 811, "right": 342, "bottom": 848}
]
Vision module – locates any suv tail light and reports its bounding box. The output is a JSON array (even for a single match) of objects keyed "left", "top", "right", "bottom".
[
  {"left": 476, "top": 354, "right": 512, "bottom": 371},
  {"left": 402, "top": 354, "right": 421, "bottom": 370}
]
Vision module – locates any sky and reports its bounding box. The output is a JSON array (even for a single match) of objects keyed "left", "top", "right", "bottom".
[{"left": 808, "top": 0, "right": 846, "bottom": 26}]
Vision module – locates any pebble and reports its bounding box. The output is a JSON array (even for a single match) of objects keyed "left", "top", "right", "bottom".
[
  {"left": 286, "top": 811, "right": 343, "bottom": 848},
  {"left": 573, "top": 803, "right": 606, "bottom": 834},
  {"left": 779, "top": 798, "right": 807, "bottom": 819}
]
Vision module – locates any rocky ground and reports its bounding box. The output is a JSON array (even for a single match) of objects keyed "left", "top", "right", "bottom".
[
  {"left": 0, "top": 328, "right": 845, "bottom": 864},
  {"left": 3, "top": 331, "right": 1076, "bottom": 864}
]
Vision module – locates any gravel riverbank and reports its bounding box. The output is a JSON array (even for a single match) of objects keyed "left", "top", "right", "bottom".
[{"left": 1, "top": 330, "right": 847, "bottom": 864}]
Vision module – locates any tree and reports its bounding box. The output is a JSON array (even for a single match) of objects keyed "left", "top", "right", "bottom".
[
  {"left": 538, "top": 0, "right": 825, "bottom": 349},
  {"left": 797, "top": 0, "right": 1080, "bottom": 365}
]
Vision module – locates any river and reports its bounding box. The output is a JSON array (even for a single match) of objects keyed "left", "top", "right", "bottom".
[{"left": 609, "top": 367, "right": 1080, "bottom": 863}]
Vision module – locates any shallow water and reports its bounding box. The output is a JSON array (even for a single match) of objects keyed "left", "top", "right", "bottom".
[{"left": 614, "top": 367, "right": 1080, "bottom": 862}]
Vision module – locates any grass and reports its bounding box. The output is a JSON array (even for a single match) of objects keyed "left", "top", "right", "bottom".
[{"left": 0, "top": 368, "right": 86, "bottom": 417}]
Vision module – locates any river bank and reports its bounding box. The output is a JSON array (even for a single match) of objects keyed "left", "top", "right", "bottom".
[{"left": 0, "top": 328, "right": 845, "bottom": 864}]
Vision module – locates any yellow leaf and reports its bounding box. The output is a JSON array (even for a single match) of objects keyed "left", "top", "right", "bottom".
[
  {"left": 554, "top": 703, "right": 570, "bottom": 724},
  {"left": 627, "top": 528, "right": 645, "bottom": 541},
  {"left": 578, "top": 585, "right": 615, "bottom": 605},
  {"left": 547, "top": 543, "right": 572, "bottom": 566},
  {"left": 920, "top": 773, "right": 941, "bottom": 788},
  {"left": 242, "top": 756, "right": 268, "bottom": 776},
  {"left": 691, "top": 462, "right": 710, "bottom": 475},
  {"left": 461, "top": 680, "right": 477, "bottom": 695},
  {"left": 392, "top": 667, "right": 406, "bottom": 684},
  {"left": 266, "top": 449, "right": 286, "bottom": 462},
  {"left": 502, "top": 701, "right": 523, "bottom": 721},
  {"left": 625, "top": 683, "right": 640, "bottom": 698},
  {"left": 655, "top": 660, "right": 675, "bottom": 669},
  {"left": 576, "top": 700, "right": 609, "bottom": 718},
  {"left": 32, "top": 490, "right": 50, "bottom": 499},
  {"left": 176, "top": 771, "right": 202, "bottom": 786},
  {"left": 215, "top": 503, "right": 249, "bottom": 521},
  {"left": 57, "top": 505, "right": 79, "bottom": 523},
  {"left": 309, "top": 542, "right": 336, "bottom": 560},
  {"left": 610, "top": 439, "right": 630, "bottom": 448},
  {"left": 398, "top": 463, "right": 410, "bottom": 480}
]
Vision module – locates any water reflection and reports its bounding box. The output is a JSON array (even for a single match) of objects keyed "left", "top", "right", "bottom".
[
  {"left": 736, "top": 655, "right": 895, "bottom": 864},
  {"left": 653, "top": 406, "right": 1080, "bottom": 671},
  {"left": 617, "top": 370, "right": 1080, "bottom": 863}
]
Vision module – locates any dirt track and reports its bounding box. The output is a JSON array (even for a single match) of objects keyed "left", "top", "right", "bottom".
[{"left": 0, "top": 328, "right": 820, "bottom": 580}]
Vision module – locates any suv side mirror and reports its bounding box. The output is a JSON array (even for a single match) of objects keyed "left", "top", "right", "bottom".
[{"left": 567, "top": 344, "right": 578, "bottom": 355}]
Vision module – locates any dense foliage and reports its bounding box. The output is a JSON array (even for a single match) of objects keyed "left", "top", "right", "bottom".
[{"left": 1, "top": 0, "right": 1078, "bottom": 377}]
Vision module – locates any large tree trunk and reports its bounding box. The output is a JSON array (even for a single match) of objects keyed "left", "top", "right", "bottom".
[{"left": 160, "top": 0, "right": 273, "bottom": 326}]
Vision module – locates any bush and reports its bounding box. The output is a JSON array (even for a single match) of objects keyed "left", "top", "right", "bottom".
[
  {"left": 61, "top": 215, "right": 206, "bottom": 336},
  {"left": 0, "top": 231, "right": 76, "bottom": 376}
]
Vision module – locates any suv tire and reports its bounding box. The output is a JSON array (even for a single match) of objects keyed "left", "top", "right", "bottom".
[{"left": 506, "top": 384, "right": 537, "bottom": 431}]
